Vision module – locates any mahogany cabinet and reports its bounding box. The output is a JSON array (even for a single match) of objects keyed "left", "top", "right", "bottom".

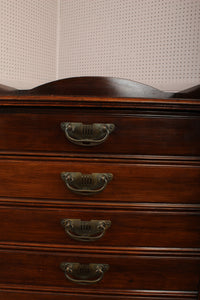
[{"left": 0, "top": 77, "right": 200, "bottom": 299}]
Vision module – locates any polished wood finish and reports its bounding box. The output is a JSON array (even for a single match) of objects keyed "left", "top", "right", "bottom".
[
  {"left": 0, "top": 158, "right": 200, "bottom": 203},
  {"left": 173, "top": 84, "right": 200, "bottom": 99},
  {"left": 0, "top": 250, "right": 200, "bottom": 291},
  {"left": 0, "top": 77, "right": 172, "bottom": 98},
  {"left": 0, "top": 76, "right": 199, "bottom": 99},
  {"left": 0, "top": 108, "right": 199, "bottom": 156},
  {"left": 0, "top": 77, "right": 200, "bottom": 299},
  {"left": 0, "top": 290, "right": 197, "bottom": 300},
  {"left": 0, "top": 83, "right": 17, "bottom": 95},
  {"left": 26, "top": 76, "right": 173, "bottom": 98},
  {"left": 0, "top": 205, "right": 200, "bottom": 248},
  {"left": 0, "top": 158, "right": 199, "bottom": 203}
]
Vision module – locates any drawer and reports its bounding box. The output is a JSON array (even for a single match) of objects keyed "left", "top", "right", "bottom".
[
  {"left": 0, "top": 108, "right": 199, "bottom": 156},
  {"left": 0, "top": 250, "right": 200, "bottom": 292},
  {"left": 0, "top": 158, "right": 200, "bottom": 204},
  {"left": 1, "top": 206, "right": 200, "bottom": 248}
]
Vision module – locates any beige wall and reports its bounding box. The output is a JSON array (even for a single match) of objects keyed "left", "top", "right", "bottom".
[
  {"left": 58, "top": 0, "right": 200, "bottom": 92},
  {"left": 0, "top": 0, "right": 199, "bottom": 92},
  {"left": 0, "top": 0, "right": 58, "bottom": 89}
]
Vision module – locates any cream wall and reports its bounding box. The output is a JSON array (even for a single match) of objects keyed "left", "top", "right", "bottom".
[
  {"left": 0, "top": 0, "right": 199, "bottom": 92},
  {"left": 58, "top": 0, "right": 200, "bottom": 92},
  {"left": 0, "top": 0, "right": 58, "bottom": 89}
]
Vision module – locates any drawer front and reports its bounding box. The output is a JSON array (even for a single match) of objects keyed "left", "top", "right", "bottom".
[
  {"left": 0, "top": 250, "right": 199, "bottom": 292},
  {"left": 1, "top": 206, "right": 200, "bottom": 248},
  {"left": 0, "top": 158, "right": 199, "bottom": 204},
  {"left": 0, "top": 108, "right": 200, "bottom": 156}
]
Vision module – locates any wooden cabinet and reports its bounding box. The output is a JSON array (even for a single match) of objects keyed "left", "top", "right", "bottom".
[{"left": 0, "top": 77, "right": 200, "bottom": 299}]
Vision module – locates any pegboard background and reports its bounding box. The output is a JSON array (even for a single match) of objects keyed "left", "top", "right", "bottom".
[
  {"left": 0, "top": 0, "right": 199, "bottom": 91},
  {"left": 59, "top": 0, "right": 200, "bottom": 92},
  {"left": 0, "top": 0, "right": 58, "bottom": 89}
]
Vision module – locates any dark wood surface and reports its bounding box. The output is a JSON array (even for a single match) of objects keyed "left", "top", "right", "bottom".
[
  {"left": 25, "top": 77, "right": 173, "bottom": 99},
  {"left": 0, "top": 77, "right": 172, "bottom": 98},
  {"left": 0, "top": 95, "right": 200, "bottom": 112},
  {"left": 0, "top": 76, "right": 199, "bottom": 99},
  {"left": 0, "top": 108, "right": 199, "bottom": 157},
  {"left": 0, "top": 250, "right": 199, "bottom": 291},
  {"left": 0, "top": 290, "right": 197, "bottom": 300},
  {"left": 0, "top": 205, "right": 200, "bottom": 248},
  {"left": 0, "top": 158, "right": 199, "bottom": 203},
  {"left": 0, "top": 77, "right": 199, "bottom": 299},
  {"left": 0, "top": 83, "right": 17, "bottom": 95},
  {"left": 173, "top": 84, "right": 200, "bottom": 99}
]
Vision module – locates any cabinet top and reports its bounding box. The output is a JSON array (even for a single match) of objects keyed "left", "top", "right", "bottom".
[{"left": 0, "top": 77, "right": 199, "bottom": 110}]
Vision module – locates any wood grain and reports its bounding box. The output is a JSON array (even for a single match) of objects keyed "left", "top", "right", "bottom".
[
  {"left": 0, "top": 77, "right": 172, "bottom": 99},
  {"left": 0, "top": 108, "right": 199, "bottom": 156},
  {"left": 0, "top": 76, "right": 199, "bottom": 100},
  {"left": 0, "top": 289, "right": 197, "bottom": 300},
  {"left": 0, "top": 95, "right": 200, "bottom": 111},
  {"left": 0, "top": 158, "right": 199, "bottom": 203},
  {"left": 0, "top": 77, "right": 199, "bottom": 299},
  {"left": 0, "top": 250, "right": 199, "bottom": 292},
  {"left": 0, "top": 206, "right": 200, "bottom": 249}
]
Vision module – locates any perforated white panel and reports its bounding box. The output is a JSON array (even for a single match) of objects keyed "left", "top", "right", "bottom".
[
  {"left": 0, "top": 1, "right": 199, "bottom": 91},
  {"left": 59, "top": 0, "right": 200, "bottom": 92},
  {"left": 0, "top": 0, "right": 58, "bottom": 89}
]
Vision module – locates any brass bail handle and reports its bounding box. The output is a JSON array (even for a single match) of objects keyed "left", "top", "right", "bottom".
[
  {"left": 61, "top": 219, "right": 111, "bottom": 242},
  {"left": 60, "top": 122, "right": 115, "bottom": 146},
  {"left": 61, "top": 172, "right": 113, "bottom": 195},
  {"left": 60, "top": 262, "right": 109, "bottom": 285}
]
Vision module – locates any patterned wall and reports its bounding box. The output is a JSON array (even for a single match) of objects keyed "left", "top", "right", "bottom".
[
  {"left": 0, "top": 0, "right": 58, "bottom": 89},
  {"left": 58, "top": 0, "right": 200, "bottom": 92},
  {"left": 0, "top": 1, "right": 199, "bottom": 91}
]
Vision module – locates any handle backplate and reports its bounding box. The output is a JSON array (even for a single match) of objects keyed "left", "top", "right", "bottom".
[
  {"left": 61, "top": 172, "right": 113, "bottom": 195},
  {"left": 60, "top": 262, "right": 109, "bottom": 284},
  {"left": 61, "top": 122, "right": 115, "bottom": 146},
  {"left": 61, "top": 219, "right": 111, "bottom": 242}
]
